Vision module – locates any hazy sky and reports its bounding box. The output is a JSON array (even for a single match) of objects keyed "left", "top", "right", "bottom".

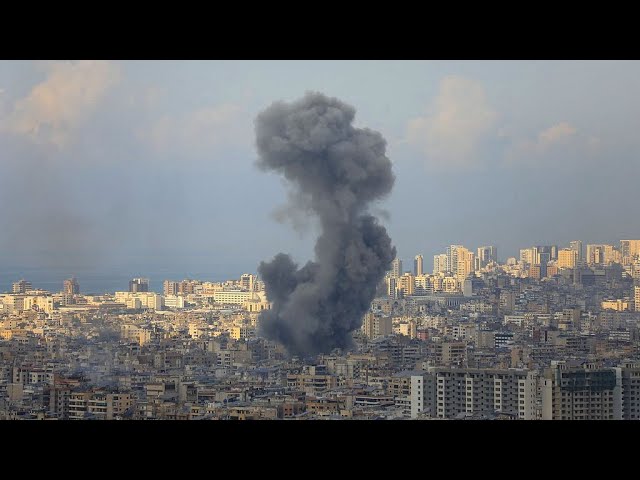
[{"left": 1, "top": 60, "right": 639, "bottom": 276}]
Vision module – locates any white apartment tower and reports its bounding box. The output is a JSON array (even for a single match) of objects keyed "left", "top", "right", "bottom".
[
  {"left": 414, "top": 255, "right": 424, "bottom": 276},
  {"left": 433, "top": 254, "right": 449, "bottom": 274},
  {"left": 391, "top": 258, "right": 403, "bottom": 278}
]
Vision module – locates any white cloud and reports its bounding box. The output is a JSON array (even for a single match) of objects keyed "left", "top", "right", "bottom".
[
  {"left": 0, "top": 60, "right": 120, "bottom": 147},
  {"left": 537, "top": 122, "right": 577, "bottom": 150},
  {"left": 406, "top": 75, "right": 497, "bottom": 169},
  {"left": 142, "top": 103, "right": 246, "bottom": 154},
  {"left": 503, "top": 121, "right": 593, "bottom": 167}
]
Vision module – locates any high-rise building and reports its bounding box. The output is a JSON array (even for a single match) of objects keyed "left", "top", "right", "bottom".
[
  {"left": 604, "top": 244, "right": 619, "bottom": 264},
  {"left": 616, "top": 362, "right": 640, "bottom": 420},
  {"left": 519, "top": 247, "right": 537, "bottom": 265},
  {"left": 557, "top": 248, "right": 578, "bottom": 269},
  {"left": 569, "top": 240, "right": 583, "bottom": 261},
  {"left": 361, "top": 313, "right": 393, "bottom": 340},
  {"left": 621, "top": 240, "right": 640, "bottom": 265},
  {"left": 632, "top": 259, "right": 640, "bottom": 280},
  {"left": 387, "top": 276, "right": 398, "bottom": 299},
  {"left": 163, "top": 280, "right": 179, "bottom": 296},
  {"left": 446, "top": 245, "right": 463, "bottom": 276},
  {"left": 537, "top": 252, "right": 551, "bottom": 275},
  {"left": 414, "top": 255, "right": 424, "bottom": 276},
  {"left": 586, "top": 244, "right": 619, "bottom": 266},
  {"left": 391, "top": 258, "right": 403, "bottom": 278},
  {"left": 399, "top": 273, "right": 415, "bottom": 296},
  {"left": 240, "top": 273, "right": 256, "bottom": 292},
  {"left": 587, "top": 244, "right": 604, "bottom": 265},
  {"left": 414, "top": 274, "right": 432, "bottom": 295},
  {"left": 542, "top": 363, "right": 619, "bottom": 420},
  {"left": 12, "top": 279, "right": 32, "bottom": 294},
  {"left": 455, "top": 247, "right": 475, "bottom": 280},
  {"left": 477, "top": 246, "right": 497, "bottom": 268},
  {"left": 177, "top": 279, "right": 200, "bottom": 295},
  {"left": 129, "top": 278, "right": 149, "bottom": 293},
  {"left": 63, "top": 277, "right": 79, "bottom": 295},
  {"left": 433, "top": 254, "right": 448, "bottom": 274},
  {"left": 410, "top": 368, "right": 538, "bottom": 420},
  {"left": 635, "top": 286, "right": 640, "bottom": 312},
  {"left": 529, "top": 265, "right": 542, "bottom": 280},
  {"left": 535, "top": 247, "right": 554, "bottom": 263}
]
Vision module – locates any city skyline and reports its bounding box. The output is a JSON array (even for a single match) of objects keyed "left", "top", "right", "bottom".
[
  {"left": 2, "top": 236, "right": 637, "bottom": 294},
  {"left": 4, "top": 235, "right": 638, "bottom": 294},
  {"left": 2, "top": 232, "right": 640, "bottom": 420},
  {"left": 1, "top": 61, "right": 640, "bottom": 275}
]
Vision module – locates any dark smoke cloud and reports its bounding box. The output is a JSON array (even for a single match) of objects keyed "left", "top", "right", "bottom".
[{"left": 255, "top": 92, "right": 396, "bottom": 357}]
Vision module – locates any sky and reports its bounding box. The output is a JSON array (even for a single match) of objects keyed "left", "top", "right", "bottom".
[{"left": 1, "top": 60, "right": 639, "bottom": 282}]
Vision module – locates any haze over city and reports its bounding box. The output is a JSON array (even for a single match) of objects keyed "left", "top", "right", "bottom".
[
  {"left": 2, "top": 60, "right": 640, "bottom": 421},
  {"left": 2, "top": 60, "right": 639, "bottom": 287}
]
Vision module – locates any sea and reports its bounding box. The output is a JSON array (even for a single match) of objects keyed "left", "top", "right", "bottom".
[{"left": 0, "top": 265, "right": 246, "bottom": 295}]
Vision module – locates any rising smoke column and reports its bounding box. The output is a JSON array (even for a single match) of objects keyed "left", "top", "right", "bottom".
[{"left": 255, "top": 92, "right": 396, "bottom": 357}]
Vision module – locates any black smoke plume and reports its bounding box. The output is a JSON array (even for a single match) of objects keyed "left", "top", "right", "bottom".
[{"left": 255, "top": 92, "right": 396, "bottom": 357}]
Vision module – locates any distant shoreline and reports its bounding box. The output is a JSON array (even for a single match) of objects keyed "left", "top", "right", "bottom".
[{"left": 0, "top": 269, "right": 248, "bottom": 296}]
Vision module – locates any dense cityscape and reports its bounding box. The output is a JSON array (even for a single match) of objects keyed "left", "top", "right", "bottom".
[
  {"left": 2, "top": 60, "right": 640, "bottom": 425},
  {"left": 2, "top": 239, "right": 640, "bottom": 420}
]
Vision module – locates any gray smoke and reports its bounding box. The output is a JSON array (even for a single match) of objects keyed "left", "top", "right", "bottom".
[{"left": 255, "top": 92, "right": 396, "bottom": 357}]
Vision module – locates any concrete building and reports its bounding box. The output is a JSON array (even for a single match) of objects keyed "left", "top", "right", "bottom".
[
  {"left": 433, "top": 254, "right": 448, "bottom": 274},
  {"left": 387, "top": 276, "right": 398, "bottom": 299},
  {"left": 620, "top": 240, "right": 640, "bottom": 264},
  {"left": 362, "top": 313, "right": 392, "bottom": 340},
  {"left": 63, "top": 277, "right": 80, "bottom": 295},
  {"left": 569, "top": 240, "right": 583, "bottom": 262},
  {"left": 587, "top": 244, "right": 618, "bottom": 266},
  {"left": 398, "top": 321, "right": 417, "bottom": 339},
  {"left": 391, "top": 258, "right": 403, "bottom": 278},
  {"left": 414, "top": 275, "right": 432, "bottom": 295},
  {"left": 129, "top": 278, "right": 149, "bottom": 293},
  {"left": 120, "top": 324, "right": 152, "bottom": 345},
  {"left": 68, "top": 390, "right": 132, "bottom": 420},
  {"left": 536, "top": 245, "right": 558, "bottom": 261},
  {"left": 601, "top": 299, "right": 630, "bottom": 311},
  {"left": 414, "top": 255, "right": 424, "bottom": 276},
  {"left": 410, "top": 372, "right": 435, "bottom": 418},
  {"left": 520, "top": 248, "right": 536, "bottom": 266},
  {"left": 115, "top": 292, "right": 164, "bottom": 310},
  {"left": 231, "top": 326, "right": 254, "bottom": 340},
  {"left": 557, "top": 248, "right": 578, "bottom": 269},
  {"left": 21, "top": 294, "right": 54, "bottom": 315},
  {"left": 240, "top": 274, "right": 256, "bottom": 292},
  {"left": 477, "top": 246, "right": 497, "bottom": 268},
  {"left": 456, "top": 247, "right": 475, "bottom": 281},
  {"left": 529, "top": 264, "right": 542, "bottom": 280},
  {"left": 12, "top": 279, "right": 32, "bottom": 294},
  {"left": 434, "top": 341, "right": 467, "bottom": 366},
  {"left": 542, "top": 363, "right": 620, "bottom": 420},
  {"left": 164, "top": 295, "right": 185, "bottom": 309},
  {"left": 287, "top": 367, "right": 337, "bottom": 396},
  {"left": 411, "top": 368, "right": 537, "bottom": 419},
  {"left": 163, "top": 280, "right": 179, "bottom": 296},
  {"left": 399, "top": 273, "right": 415, "bottom": 296},
  {"left": 615, "top": 362, "right": 640, "bottom": 420},
  {"left": 447, "top": 245, "right": 463, "bottom": 276},
  {"left": 214, "top": 290, "right": 253, "bottom": 305}
]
